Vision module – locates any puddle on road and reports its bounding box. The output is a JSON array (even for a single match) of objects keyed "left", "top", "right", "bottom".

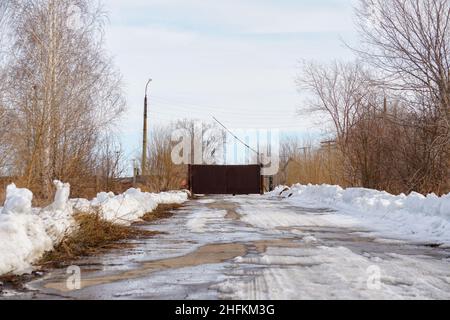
[
  {"left": 206, "top": 200, "right": 241, "bottom": 220},
  {"left": 18, "top": 196, "right": 450, "bottom": 299},
  {"left": 42, "top": 237, "right": 306, "bottom": 293},
  {"left": 44, "top": 243, "right": 247, "bottom": 292},
  {"left": 251, "top": 239, "right": 304, "bottom": 254},
  {"left": 279, "top": 226, "right": 450, "bottom": 260}
]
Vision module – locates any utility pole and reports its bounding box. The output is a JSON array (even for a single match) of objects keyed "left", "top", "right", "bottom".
[
  {"left": 298, "top": 146, "right": 310, "bottom": 159},
  {"left": 320, "top": 140, "right": 336, "bottom": 184},
  {"left": 267, "top": 130, "right": 274, "bottom": 192},
  {"left": 142, "top": 78, "right": 152, "bottom": 176},
  {"left": 132, "top": 159, "right": 138, "bottom": 187}
]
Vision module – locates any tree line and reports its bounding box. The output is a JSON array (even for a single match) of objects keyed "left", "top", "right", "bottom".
[
  {"left": 289, "top": 0, "right": 449, "bottom": 195},
  {"left": 0, "top": 0, "right": 125, "bottom": 201},
  {"left": 1, "top": 0, "right": 448, "bottom": 199}
]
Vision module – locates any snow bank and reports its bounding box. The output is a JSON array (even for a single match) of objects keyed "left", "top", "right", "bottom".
[
  {"left": 2, "top": 184, "right": 33, "bottom": 215},
  {"left": 88, "top": 189, "right": 157, "bottom": 225},
  {"left": 269, "top": 184, "right": 450, "bottom": 244},
  {"left": 0, "top": 181, "right": 71, "bottom": 276},
  {"left": 40, "top": 181, "right": 74, "bottom": 244},
  {"left": 220, "top": 244, "right": 450, "bottom": 299},
  {"left": 86, "top": 189, "right": 188, "bottom": 226},
  {"left": 0, "top": 183, "right": 188, "bottom": 276}
]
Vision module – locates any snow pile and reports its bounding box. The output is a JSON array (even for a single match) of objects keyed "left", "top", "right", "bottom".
[
  {"left": 69, "top": 198, "right": 91, "bottom": 213},
  {"left": 269, "top": 184, "right": 450, "bottom": 244},
  {"left": 86, "top": 189, "right": 188, "bottom": 226},
  {"left": 0, "top": 181, "right": 72, "bottom": 276},
  {"left": 88, "top": 189, "right": 157, "bottom": 225},
  {"left": 1, "top": 184, "right": 33, "bottom": 215},
  {"left": 220, "top": 244, "right": 450, "bottom": 299},
  {"left": 149, "top": 191, "right": 189, "bottom": 205},
  {"left": 40, "top": 181, "right": 74, "bottom": 243},
  {"left": 0, "top": 183, "right": 188, "bottom": 276}
]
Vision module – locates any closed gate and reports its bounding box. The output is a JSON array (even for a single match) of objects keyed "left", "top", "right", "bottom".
[{"left": 188, "top": 165, "right": 262, "bottom": 195}]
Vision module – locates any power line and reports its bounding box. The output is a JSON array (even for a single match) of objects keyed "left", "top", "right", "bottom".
[
  {"left": 150, "top": 95, "right": 299, "bottom": 116},
  {"left": 150, "top": 103, "right": 299, "bottom": 120},
  {"left": 148, "top": 111, "right": 303, "bottom": 126},
  {"left": 148, "top": 106, "right": 303, "bottom": 123},
  {"left": 149, "top": 113, "right": 312, "bottom": 129},
  {"left": 212, "top": 116, "right": 260, "bottom": 156}
]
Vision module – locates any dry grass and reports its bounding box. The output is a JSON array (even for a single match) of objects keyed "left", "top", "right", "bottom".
[
  {"left": 141, "top": 203, "right": 183, "bottom": 222},
  {"left": 39, "top": 212, "right": 159, "bottom": 268},
  {"left": 0, "top": 273, "right": 37, "bottom": 292},
  {"left": 278, "top": 147, "right": 348, "bottom": 188},
  {"left": 0, "top": 176, "right": 54, "bottom": 207},
  {"left": 0, "top": 203, "right": 183, "bottom": 290}
]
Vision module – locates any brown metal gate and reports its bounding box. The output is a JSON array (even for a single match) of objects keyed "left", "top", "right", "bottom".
[{"left": 188, "top": 165, "right": 262, "bottom": 195}]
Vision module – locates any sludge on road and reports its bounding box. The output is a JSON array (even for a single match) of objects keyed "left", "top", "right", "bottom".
[{"left": 7, "top": 195, "right": 450, "bottom": 300}]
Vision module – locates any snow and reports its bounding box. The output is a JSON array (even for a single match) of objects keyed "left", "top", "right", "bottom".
[
  {"left": 152, "top": 191, "right": 189, "bottom": 205},
  {"left": 219, "top": 244, "right": 450, "bottom": 299},
  {"left": 88, "top": 189, "right": 188, "bottom": 226},
  {"left": 2, "top": 184, "right": 33, "bottom": 215},
  {"left": 269, "top": 184, "right": 450, "bottom": 245},
  {"left": 0, "top": 182, "right": 188, "bottom": 276},
  {"left": 89, "top": 189, "right": 158, "bottom": 225},
  {"left": 231, "top": 195, "right": 358, "bottom": 232},
  {"left": 12, "top": 194, "right": 450, "bottom": 299},
  {"left": 70, "top": 198, "right": 91, "bottom": 213},
  {"left": 0, "top": 181, "right": 76, "bottom": 276},
  {"left": 238, "top": 202, "right": 358, "bottom": 230},
  {"left": 186, "top": 208, "right": 227, "bottom": 233},
  {"left": 196, "top": 199, "right": 216, "bottom": 204},
  {"left": 40, "top": 181, "right": 75, "bottom": 244}
]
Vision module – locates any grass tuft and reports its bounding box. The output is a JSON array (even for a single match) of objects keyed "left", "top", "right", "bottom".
[
  {"left": 1, "top": 203, "right": 183, "bottom": 291},
  {"left": 141, "top": 203, "right": 183, "bottom": 222},
  {"left": 39, "top": 212, "right": 158, "bottom": 268}
]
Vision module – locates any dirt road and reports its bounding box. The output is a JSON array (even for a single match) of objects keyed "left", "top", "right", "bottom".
[{"left": 3, "top": 195, "right": 450, "bottom": 299}]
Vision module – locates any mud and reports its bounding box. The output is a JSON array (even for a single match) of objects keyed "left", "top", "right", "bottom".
[
  {"left": 44, "top": 243, "right": 247, "bottom": 292},
  {"left": 206, "top": 200, "right": 241, "bottom": 220}
]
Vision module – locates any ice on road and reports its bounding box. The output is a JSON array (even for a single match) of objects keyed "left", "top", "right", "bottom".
[{"left": 7, "top": 195, "right": 450, "bottom": 300}]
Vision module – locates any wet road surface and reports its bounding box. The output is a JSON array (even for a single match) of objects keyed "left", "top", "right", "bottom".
[{"left": 3, "top": 195, "right": 450, "bottom": 299}]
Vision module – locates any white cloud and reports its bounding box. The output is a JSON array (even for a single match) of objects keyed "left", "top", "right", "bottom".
[
  {"left": 106, "top": 0, "right": 355, "bottom": 34},
  {"left": 102, "top": 0, "right": 357, "bottom": 162}
]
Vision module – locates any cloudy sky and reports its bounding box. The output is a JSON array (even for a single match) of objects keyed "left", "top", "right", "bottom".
[{"left": 103, "top": 0, "right": 358, "bottom": 161}]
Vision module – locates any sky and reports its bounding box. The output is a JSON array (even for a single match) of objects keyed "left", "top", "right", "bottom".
[{"left": 103, "top": 0, "right": 358, "bottom": 164}]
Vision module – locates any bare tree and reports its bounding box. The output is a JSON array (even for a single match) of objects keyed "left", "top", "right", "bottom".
[
  {"left": 3, "top": 0, "right": 125, "bottom": 198},
  {"left": 298, "top": 61, "right": 378, "bottom": 185},
  {"left": 356, "top": 1, "right": 450, "bottom": 114},
  {"left": 0, "top": 0, "right": 9, "bottom": 53},
  {"left": 92, "top": 134, "right": 126, "bottom": 192},
  {"left": 174, "top": 119, "right": 224, "bottom": 165},
  {"left": 355, "top": 0, "right": 450, "bottom": 192},
  {"left": 275, "top": 136, "right": 345, "bottom": 187},
  {"left": 144, "top": 125, "right": 186, "bottom": 192},
  {"left": 0, "top": 1, "right": 11, "bottom": 174},
  {"left": 297, "top": 60, "right": 407, "bottom": 190},
  {"left": 140, "top": 120, "right": 225, "bottom": 191},
  {"left": 355, "top": 1, "right": 450, "bottom": 138},
  {"left": 294, "top": 2, "right": 450, "bottom": 194},
  {"left": 298, "top": 61, "right": 376, "bottom": 144}
]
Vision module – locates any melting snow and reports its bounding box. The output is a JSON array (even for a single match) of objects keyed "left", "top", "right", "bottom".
[
  {"left": 268, "top": 184, "right": 450, "bottom": 245},
  {"left": 0, "top": 182, "right": 188, "bottom": 276}
]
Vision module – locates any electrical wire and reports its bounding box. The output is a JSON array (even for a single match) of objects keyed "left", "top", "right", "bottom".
[
  {"left": 149, "top": 95, "right": 300, "bottom": 117},
  {"left": 212, "top": 116, "right": 260, "bottom": 156}
]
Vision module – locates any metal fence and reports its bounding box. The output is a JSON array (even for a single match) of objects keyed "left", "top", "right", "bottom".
[{"left": 188, "top": 165, "right": 262, "bottom": 195}]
